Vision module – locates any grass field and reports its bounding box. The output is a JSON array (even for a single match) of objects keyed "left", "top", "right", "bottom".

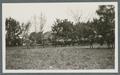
[{"left": 6, "top": 46, "right": 114, "bottom": 70}]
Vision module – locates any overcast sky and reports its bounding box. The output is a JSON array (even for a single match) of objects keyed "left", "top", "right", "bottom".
[{"left": 2, "top": 2, "right": 116, "bottom": 33}]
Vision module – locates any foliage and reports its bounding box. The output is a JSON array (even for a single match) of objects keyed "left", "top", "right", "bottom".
[
  {"left": 29, "top": 32, "right": 43, "bottom": 44},
  {"left": 6, "top": 17, "right": 22, "bottom": 46},
  {"left": 6, "top": 5, "right": 115, "bottom": 48},
  {"left": 52, "top": 19, "right": 74, "bottom": 41},
  {"left": 94, "top": 5, "right": 115, "bottom": 47}
]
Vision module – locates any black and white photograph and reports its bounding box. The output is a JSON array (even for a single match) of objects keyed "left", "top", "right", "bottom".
[{"left": 2, "top": 2, "right": 118, "bottom": 73}]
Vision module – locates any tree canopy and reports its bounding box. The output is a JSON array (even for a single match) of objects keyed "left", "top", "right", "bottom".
[{"left": 5, "top": 5, "right": 115, "bottom": 48}]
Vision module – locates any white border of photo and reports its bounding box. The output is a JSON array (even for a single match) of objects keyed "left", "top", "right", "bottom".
[{"left": 2, "top": 2, "right": 118, "bottom": 73}]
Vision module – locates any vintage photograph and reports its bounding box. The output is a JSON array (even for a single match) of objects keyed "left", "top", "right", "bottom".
[{"left": 2, "top": 2, "right": 118, "bottom": 73}]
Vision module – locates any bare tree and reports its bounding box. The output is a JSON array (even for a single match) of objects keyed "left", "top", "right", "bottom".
[
  {"left": 39, "top": 13, "right": 47, "bottom": 33},
  {"left": 21, "top": 22, "right": 31, "bottom": 48},
  {"left": 34, "top": 15, "right": 37, "bottom": 33},
  {"left": 39, "top": 12, "right": 47, "bottom": 47},
  {"left": 21, "top": 22, "right": 31, "bottom": 40},
  {"left": 69, "top": 9, "right": 93, "bottom": 23},
  {"left": 33, "top": 15, "right": 37, "bottom": 48},
  {"left": 69, "top": 10, "right": 83, "bottom": 23}
]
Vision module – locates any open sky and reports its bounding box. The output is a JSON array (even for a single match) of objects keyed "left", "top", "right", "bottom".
[{"left": 2, "top": 2, "right": 116, "bottom": 33}]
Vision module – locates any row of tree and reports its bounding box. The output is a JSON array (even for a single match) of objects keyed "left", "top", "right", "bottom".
[
  {"left": 51, "top": 5, "right": 115, "bottom": 48},
  {"left": 5, "top": 5, "right": 115, "bottom": 48},
  {"left": 6, "top": 12, "right": 47, "bottom": 47}
]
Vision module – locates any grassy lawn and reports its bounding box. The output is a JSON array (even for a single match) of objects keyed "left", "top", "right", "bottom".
[{"left": 6, "top": 46, "right": 114, "bottom": 70}]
